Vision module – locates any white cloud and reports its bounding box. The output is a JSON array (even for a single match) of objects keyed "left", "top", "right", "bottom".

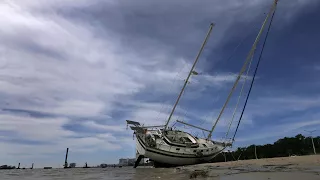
[
  {"left": 0, "top": 113, "right": 123, "bottom": 163},
  {"left": 0, "top": 0, "right": 318, "bottom": 165},
  {"left": 231, "top": 95, "right": 320, "bottom": 145},
  {"left": 246, "top": 95, "right": 320, "bottom": 117},
  {"left": 50, "top": 100, "right": 106, "bottom": 117},
  {"left": 235, "top": 119, "right": 320, "bottom": 144},
  {"left": 82, "top": 121, "right": 125, "bottom": 132},
  {"left": 124, "top": 101, "right": 189, "bottom": 126},
  {"left": 0, "top": 114, "right": 72, "bottom": 138}
]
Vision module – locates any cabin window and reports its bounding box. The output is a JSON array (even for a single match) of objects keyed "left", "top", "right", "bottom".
[
  {"left": 182, "top": 137, "right": 192, "bottom": 143},
  {"left": 202, "top": 144, "right": 207, "bottom": 147},
  {"left": 193, "top": 150, "right": 197, "bottom": 152},
  {"left": 201, "top": 150, "right": 203, "bottom": 152},
  {"left": 176, "top": 148, "right": 180, "bottom": 151},
  {"left": 206, "top": 150, "right": 209, "bottom": 152}
]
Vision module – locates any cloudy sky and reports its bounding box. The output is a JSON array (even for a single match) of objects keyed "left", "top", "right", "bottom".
[{"left": 1, "top": 0, "right": 320, "bottom": 167}]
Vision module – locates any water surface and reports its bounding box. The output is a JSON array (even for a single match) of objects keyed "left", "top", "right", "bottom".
[
  {"left": 1, "top": 165, "right": 319, "bottom": 180},
  {"left": 0, "top": 167, "right": 188, "bottom": 180}
]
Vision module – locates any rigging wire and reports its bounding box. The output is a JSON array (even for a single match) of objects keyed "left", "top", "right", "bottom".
[
  {"left": 155, "top": 62, "right": 190, "bottom": 124},
  {"left": 223, "top": 5, "right": 277, "bottom": 141},
  {"left": 206, "top": 9, "right": 268, "bottom": 75},
  {"left": 175, "top": 22, "right": 260, "bottom": 135},
  {"left": 208, "top": 0, "right": 279, "bottom": 140},
  {"left": 232, "top": 4, "right": 278, "bottom": 143},
  {"left": 224, "top": 51, "right": 255, "bottom": 141},
  {"left": 207, "top": 28, "right": 251, "bottom": 74},
  {"left": 171, "top": 16, "right": 263, "bottom": 131},
  {"left": 181, "top": 27, "right": 254, "bottom": 131},
  {"left": 164, "top": 24, "right": 214, "bottom": 130},
  {"left": 202, "top": 130, "right": 206, "bottom": 139},
  {"left": 173, "top": 74, "right": 194, "bottom": 129},
  {"left": 205, "top": 10, "right": 273, "bottom": 138}
]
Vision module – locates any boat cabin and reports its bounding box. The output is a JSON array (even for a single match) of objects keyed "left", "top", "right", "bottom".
[{"left": 163, "top": 130, "right": 199, "bottom": 147}]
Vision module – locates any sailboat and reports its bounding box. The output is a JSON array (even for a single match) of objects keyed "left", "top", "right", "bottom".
[{"left": 126, "top": 0, "right": 279, "bottom": 167}]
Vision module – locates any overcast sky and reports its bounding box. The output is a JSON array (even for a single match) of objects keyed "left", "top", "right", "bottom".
[{"left": 1, "top": 0, "right": 320, "bottom": 168}]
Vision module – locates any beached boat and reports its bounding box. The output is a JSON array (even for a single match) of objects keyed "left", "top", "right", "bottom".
[{"left": 127, "top": 0, "right": 279, "bottom": 167}]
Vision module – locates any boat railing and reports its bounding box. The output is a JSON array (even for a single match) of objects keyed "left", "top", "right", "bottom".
[{"left": 176, "top": 120, "right": 210, "bottom": 132}]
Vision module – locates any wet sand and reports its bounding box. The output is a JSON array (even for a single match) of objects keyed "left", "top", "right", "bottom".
[{"left": 175, "top": 155, "right": 320, "bottom": 179}]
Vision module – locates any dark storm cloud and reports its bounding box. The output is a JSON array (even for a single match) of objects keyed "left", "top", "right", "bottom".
[
  {"left": 53, "top": 0, "right": 277, "bottom": 59},
  {"left": 1, "top": 0, "right": 320, "bottom": 165},
  {"left": 2, "top": 108, "right": 57, "bottom": 118}
]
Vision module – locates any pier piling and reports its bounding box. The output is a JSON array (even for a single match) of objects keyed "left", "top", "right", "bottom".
[{"left": 64, "top": 148, "right": 69, "bottom": 168}]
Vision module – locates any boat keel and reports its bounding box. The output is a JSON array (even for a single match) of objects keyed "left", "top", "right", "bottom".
[{"left": 134, "top": 155, "right": 144, "bottom": 168}]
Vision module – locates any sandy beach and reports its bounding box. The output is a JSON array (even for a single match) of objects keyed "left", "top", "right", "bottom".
[{"left": 166, "top": 155, "right": 320, "bottom": 179}]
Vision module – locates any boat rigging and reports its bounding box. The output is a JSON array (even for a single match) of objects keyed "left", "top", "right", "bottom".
[{"left": 126, "top": 0, "right": 279, "bottom": 167}]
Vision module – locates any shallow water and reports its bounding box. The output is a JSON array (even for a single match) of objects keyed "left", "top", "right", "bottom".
[
  {"left": 0, "top": 167, "right": 189, "bottom": 180},
  {"left": 1, "top": 166, "right": 319, "bottom": 180}
]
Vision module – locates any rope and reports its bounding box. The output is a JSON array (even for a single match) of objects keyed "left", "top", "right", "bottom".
[
  {"left": 202, "top": 131, "right": 206, "bottom": 139},
  {"left": 232, "top": 3, "right": 278, "bottom": 143},
  {"left": 208, "top": 0, "right": 279, "bottom": 139},
  {"left": 225, "top": 51, "right": 255, "bottom": 140},
  {"left": 155, "top": 60, "right": 190, "bottom": 124},
  {"left": 207, "top": 20, "right": 255, "bottom": 74},
  {"left": 165, "top": 24, "right": 215, "bottom": 130},
  {"left": 173, "top": 73, "right": 193, "bottom": 128},
  {"left": 172, "top": 14, "right": 258, "bottom": 130},
  {"left": 224, "top": 4, "right": 275, "bottom": 141},
  {"left": 194, "top": 6, "right": 268, "bottom": 134},
  {"left": 180, "top": 29, "right": 252, "bottom": 131}
]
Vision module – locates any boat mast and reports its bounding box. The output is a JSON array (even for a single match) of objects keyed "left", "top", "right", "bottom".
[
  {"left": 164, "top": 23, "right": 215, "bottom": 130},
  {"left": 207, "top": 0, "right": 279, "bottom": 139}
]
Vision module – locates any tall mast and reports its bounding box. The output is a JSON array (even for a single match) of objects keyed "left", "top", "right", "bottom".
[
  {"left": 207, "top": 0, "right": 279, "bottom": 139},
  {"left": 164, "top": 23, "right": 215, "bottom": 130}
]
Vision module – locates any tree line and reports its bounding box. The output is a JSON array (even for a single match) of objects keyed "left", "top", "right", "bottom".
[{"left": 211, "top": 134, "right": 320, "bottom": 162}]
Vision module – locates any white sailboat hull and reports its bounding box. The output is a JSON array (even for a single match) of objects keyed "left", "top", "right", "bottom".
[{"left": 135, "top": 135, "right": 225, "bottom": 166}]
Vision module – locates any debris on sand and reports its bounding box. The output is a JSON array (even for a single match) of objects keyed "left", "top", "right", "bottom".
[{"left": 189, "top": 170, "right": 208, "bottom": 179}]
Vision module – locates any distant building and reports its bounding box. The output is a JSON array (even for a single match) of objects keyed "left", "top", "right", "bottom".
[
  {"left": 119, "top": 158, "right": 136, "bottom": 166},
  {"left": 119, "top": 158, "right": 129, "bottom": 166},
  {"left": 118, "top": 158, "right": 149, "bottom": 166},
  {"left": 100, "top": 164, "right": 108, "bottom": 168},
  {"left": 69, "top": 163, "right": 76, "bottom": 168}
]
